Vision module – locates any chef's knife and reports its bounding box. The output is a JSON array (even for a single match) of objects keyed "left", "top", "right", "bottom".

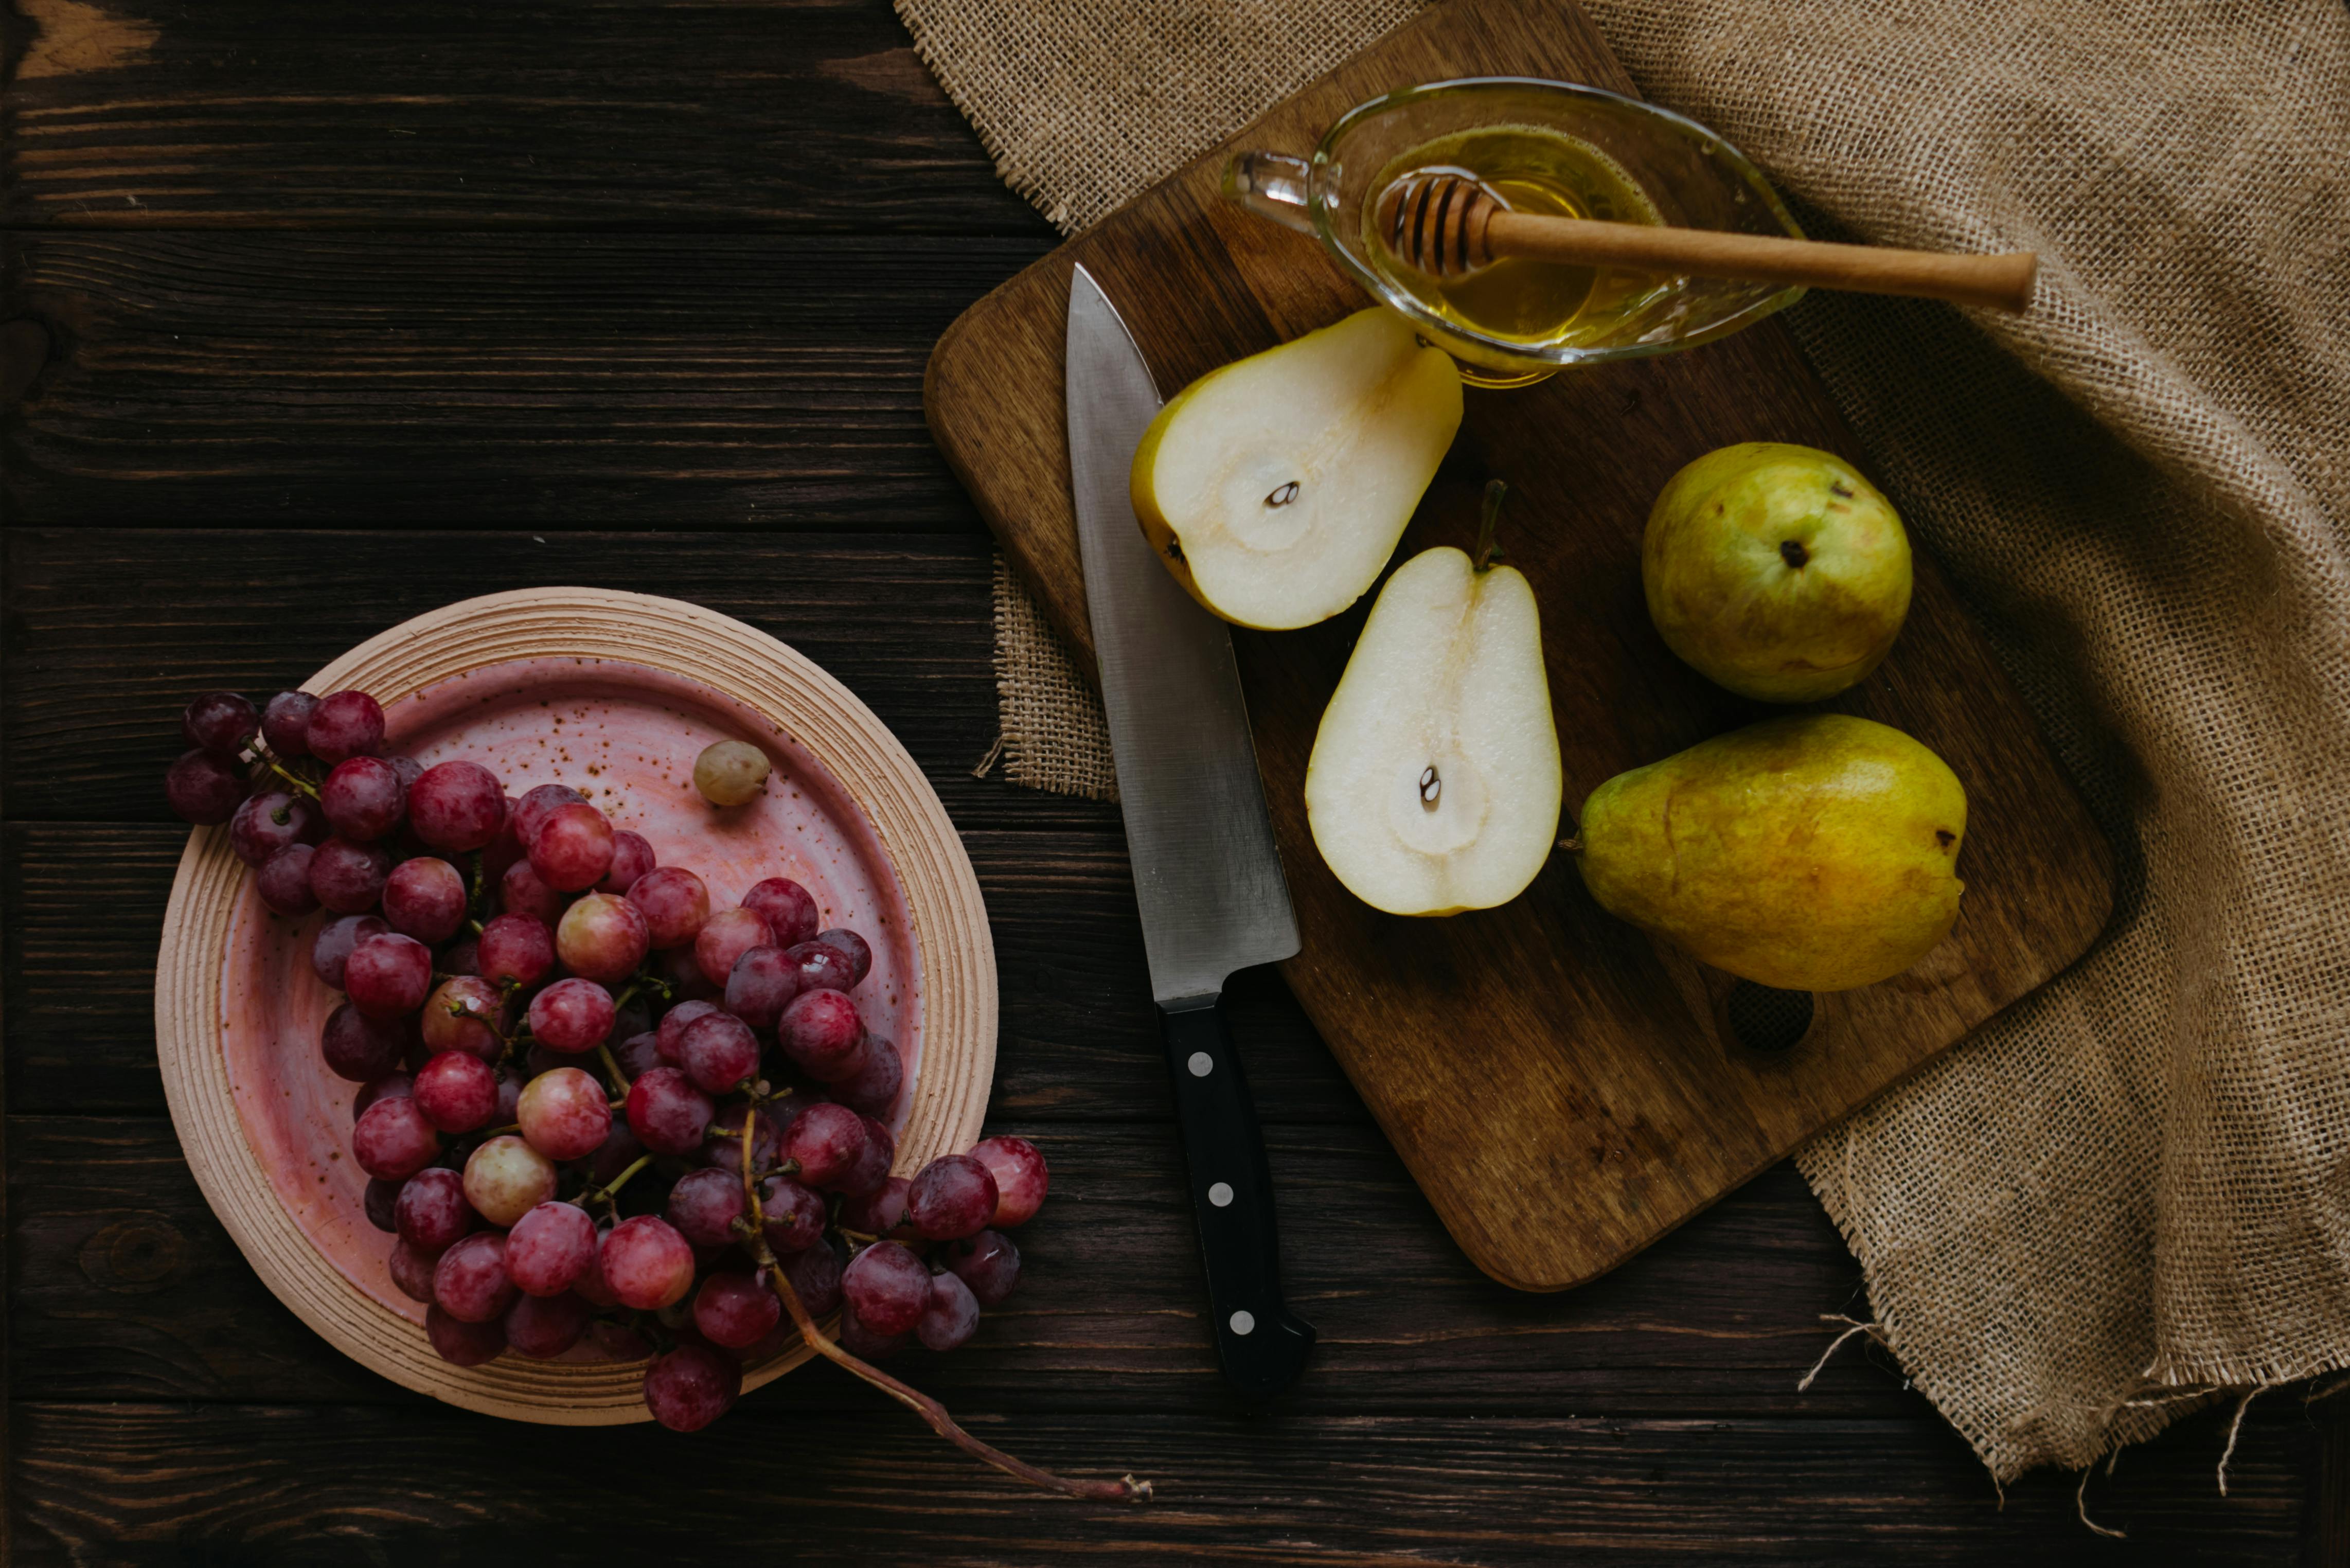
[{"left": 1064, "top": 263, "right": 1316, "bottom": 1399}]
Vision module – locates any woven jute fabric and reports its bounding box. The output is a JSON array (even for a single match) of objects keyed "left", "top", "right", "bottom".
[{"left": 900, "top": 0, "right": 2350, "bottom": 1482}]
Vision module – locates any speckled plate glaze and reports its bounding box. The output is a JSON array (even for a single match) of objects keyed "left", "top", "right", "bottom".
[{"left": 156, "top": 590, "right": 997, "bottom": 1423}]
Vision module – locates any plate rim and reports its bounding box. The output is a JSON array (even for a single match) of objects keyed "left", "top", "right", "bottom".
[{"left": 154, "top": 586, "right": 998, "bottom": 1423}]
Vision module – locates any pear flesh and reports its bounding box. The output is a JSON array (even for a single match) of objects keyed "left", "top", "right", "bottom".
[
  {"left": 1575, "top": 714, "right": 1966, "bottom": 991},
  {"left": 1130, "top": 307, "right": 1463, "bottom": 630},
  {"left": 1644, "top": 442, "right": 1912, "bottom": 702},
  {"left": 1307, "top": 546, "right": 1563, "bottom": 917}
]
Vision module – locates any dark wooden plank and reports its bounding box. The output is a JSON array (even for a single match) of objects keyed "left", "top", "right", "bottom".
[
  {"left": 4, "top": 233, "right": 1051, "bottom": 522},
  {"left": 6, "top": 1400, "right": 2307, "bottom": 1565},
  {"left": 924, "top": 0, "right": 2112, "bottom": 1292},
  {"left": 4, "top": 0, "right": 1054, "bottom": 234},
  {"left": 8, "top": 1113, "right": 1917, "bottom": 1417}
]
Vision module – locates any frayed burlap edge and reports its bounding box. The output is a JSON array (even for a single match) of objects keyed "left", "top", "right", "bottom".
[{"left": 988, "top": 553, "right": 1118, "bottom": 801}]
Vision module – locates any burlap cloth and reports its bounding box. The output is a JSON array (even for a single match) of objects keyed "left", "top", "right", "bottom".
[{"left": 900, "top": 0, "right": 2350, "bottom": 1483}]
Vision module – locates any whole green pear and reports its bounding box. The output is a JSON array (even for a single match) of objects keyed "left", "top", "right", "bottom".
[
  {"left": 1574, "top": 714, "right": 1966, "bottom": 992},
  {"left": 1644, "top": 442, "right": 1911, "bottom": 702}
]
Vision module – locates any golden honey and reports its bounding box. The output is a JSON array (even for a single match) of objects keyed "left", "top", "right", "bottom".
[{"left": 1365, "top": 124, "right": 1668, "bottom": 352}]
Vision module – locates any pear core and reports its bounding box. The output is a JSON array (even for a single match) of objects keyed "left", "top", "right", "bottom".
[
  {"left": 1574, "top": 713, "right": 1966, "bottom": 991},
  {"left": 1306, "top": 546, "right": 1562, "bottom": 917},
  {"left": 1130, "top": 308, "right": 1463, "bottom": 630},
  {"left": 1643, "top": 442, "right": 1912, "bottom": 703}
]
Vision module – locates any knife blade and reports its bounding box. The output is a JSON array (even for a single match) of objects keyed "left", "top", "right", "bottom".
[{"left": 1064, "top": 262, "right": 1315, "bottom": 1399}]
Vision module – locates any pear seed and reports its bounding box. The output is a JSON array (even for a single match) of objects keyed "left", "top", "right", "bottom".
[
  {"left": 1265, "top": 480, "right": 1301, "bottom": 508},
  {"left": 1418, "top": 765, "right": 1440, "bottom": 808}
]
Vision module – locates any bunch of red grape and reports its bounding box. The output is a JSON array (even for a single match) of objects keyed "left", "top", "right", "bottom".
[{"left": 165, "top": 688, "right": 1051, "bottom": 1434}]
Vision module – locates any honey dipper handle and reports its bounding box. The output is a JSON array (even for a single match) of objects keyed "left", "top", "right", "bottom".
[{"left": 1484, "top": 210, "right": 2038, "bottom": 313}]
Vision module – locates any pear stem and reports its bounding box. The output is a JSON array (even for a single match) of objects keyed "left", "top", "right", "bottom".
[
  {"left": 1559, "top": 837, "right": 1583, "bottom": 854},
  {"left": 1472, "top": 478, "right": 1509, "bottom": 573}
]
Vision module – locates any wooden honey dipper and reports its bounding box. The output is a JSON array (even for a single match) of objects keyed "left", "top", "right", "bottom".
[{"left": 1375, "top": 170, "right": 2038, "bottom": 313}]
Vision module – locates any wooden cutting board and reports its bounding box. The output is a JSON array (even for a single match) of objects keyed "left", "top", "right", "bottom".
[{"left": 924, "top": 0, "right": 2113, "bottom": 1291}]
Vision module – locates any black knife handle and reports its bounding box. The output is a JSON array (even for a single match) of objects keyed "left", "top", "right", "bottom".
[{"left": 1158, "top": 994, "right": 1315, "bottom": 1399}]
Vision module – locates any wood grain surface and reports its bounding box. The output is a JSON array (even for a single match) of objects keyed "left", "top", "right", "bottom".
[
  {"left": 0, "top": 0, "right": 2312, "bottom": 1556},
  {"left": 924, "top": 0, "right": 2114, "bottom": 1292}
]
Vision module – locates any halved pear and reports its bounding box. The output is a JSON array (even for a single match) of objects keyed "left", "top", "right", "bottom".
[
  {"left": 1305, "top": 544, "right": 1562, "bottom": 916},
  {"left": 1129, "top": 307, "right": 1463, "bottom": 630}
]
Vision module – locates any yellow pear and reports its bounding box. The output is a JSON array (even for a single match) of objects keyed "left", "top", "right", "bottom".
[
  {"left": 1573, "top": 714, "right": 1965, "bottom": 990},
  {"left": 1129, "top": 307, "right": 1463, "bottom": 630},
  {"left": 1643, "top": 442, "right": 1911, "bottom": 702}
]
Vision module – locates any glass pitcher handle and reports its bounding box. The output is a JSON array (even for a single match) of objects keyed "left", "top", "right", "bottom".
[{"left": 1222, "top": 151, "right": 1313, "bottom": 235}]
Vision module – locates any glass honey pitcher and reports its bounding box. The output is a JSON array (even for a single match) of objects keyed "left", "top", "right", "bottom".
[{"left": 1225, "top": 77, "right": 1809, "bottom": 387}]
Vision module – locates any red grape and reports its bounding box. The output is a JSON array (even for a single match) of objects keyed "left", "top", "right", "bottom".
[
  {"left": 704, "top": 1101, "right": 779, "bottom": 1180},
  {"left": 908, "top": 1154, "right": 998, "bottom": 1241},
  {"left": 256, "top": 843, "right": 321, "bottom": 915},
  {"left": 628, "top": 865, "right": 711, "bottom": 949},
  {"left": 655, "top": 999, "right": 721, "bottom": 1064},
  {"left": 464, "top": 1135, "right": 558, "bottom": 1227},
  {"left": 838, "top": 1175, "right": 912, "bottom": 1240},
  {"left": 590, "top": 1318, "right": 653, "bottom": 1361},
  {"left": 787, "top": 940, "right": 858, "bottom": 994},
  {"left": 321, "top": 1001, "right": 407, "bottom": 1081},
  {"left": 832, "top": 1033, "right": 903, "bottom": 1117},
  {"left": 613, "top": 1029, "right": 663, "bottom": 1081},
  {"left": 529, "top": 801, "right": 615, "bottom": 892},
  {"left": 505, "top": 1200, "right": 598, "bottom": 1296},
  {"left": 499, "top": 858, "right": 564, "bottom": 925},
  {"left": 421, "top": 975, "right": 507, "bottom": 1060},
  {"left": 413, "top": 1050, "right": 498, "bottom": 1132},
  {"left": 839, "top": 1308, "right": 909, "bottom": 1361},
  {"left": 693, "top": 1270, "right": 780, "bottom": 1350},
  {"left": 394, "top": 1167, "right": 476, "bottom": 1252},
  {"left": 970, "top": 1135, "right": 1050, "bottom": 1228},
  {"left": 434, "top": 1231, "right": 519, "bottom": 1323},
  {"left": 782, "top": 1101, "right": 868, "bottom": 1191},
  {"left": 165, "top": 749, "right": 248, "bottom": 825},
  {"left": 527, "top": 977, "right": 615, "bottom": 1054},
  {"left": 556, "top": 892, "right": 649, "bottom": 984},
  {"left": 307, "top": 690, "right": 385, "bottom": 764},
  {"left": 653, "top": 939, "right": 722, "bottom": 1003},
  {"left": 477, "top": 913, "right": 555, "bottom": 989},
  {"left": 599, "top": 830, "right": 655, "bottom": 894},
  {"left": 625, "top": 1066, "right": 713, "bottom": 1156},
  {"left": 345, "top": 932, "right": 433, "bottom": 1018},
  {"left": 842, "top": 1240, "right": 929, "bottom": 1336},
  {"left": 778, "top": 1235, "right": 845, "bottom": 1316},
  {"left": 383, "top": 857, "right": 468, "bottom": 944},
  {"left": 426, "top": 1305, "right": 507, "bottom": 1366},
  {"left": 741, "top": 878, "right": 819, "bottom": 949},
  {"left": 516, "top": 1066, "right": 611, "bottom": 1161},
  {"left": 511, "top": 783, "right": 588, "bottom": 848},
  {"left": 695, "top": 906, "right": 772, "bottom": 989},
  {"left": 665, "top": 1166, "right": 747, "bottom": 1248},
  {"left": 918, "top": 1268, "right": 981, "bottom": 1352},
  {"left": 364, "top": 1175, "right": 401, "bottom": 1233},
  {"left": 229, "top": 790, "right": 322, "bottom": 866},
  {"left": 308, "top": 837, "right": 391, "bottom": 913},
  {"left": 778, "top": 989, "right": 864, "bottom": 1082},
  {"left": 573, "top": 1225, "right": 622, "bottom": 1308},
  {"left": 944, "top": 1229, "right": 1021, "bottom": 1307},
  {"left": 311, "top": 913, "right": 388, "bottom": 988},
  {"left": 678, "top": 1011, "right": 761, "bottom": 1095},
  {"left": 183, "top": 691, "right": 258, "bottom": 759},
  {"left": 814, "top": 927, "right": 873, "bottom": 986},
  {"left": 600, "top": 1215, "right": 697, "bottom": 1310},
  {"left": 760, "top": 1174, "right": 828, "bottom": 1252},
  {"left": 389, "top": 1237, "right": 442, "bottom": 1303},
  {"left": 407, "top": 759, "right": 506, "bottom": 852},
  {"left": 320, "top": 755, "right": 407, "bottom": 842},
  {"left": 439, "top": 934, "right": 480, "bottom": 976},
  {"left": 492, "top": 1064, "right": 525, "bottom": 1124},
  {"left": 588, "top": 1120, "right": 646, "bottom": 1188},
  {"left": 261, "top": 690, "right": 320, "bottom": 758},
  {"left": 352, "top": 1095, "right": 441, "bottom": 1180},
  {"left": 723, "top": 945, "right": 802, "bottom": 1030},
  {"left": 481, "top": 796, "right": 526, "bottom": 882},
  {"left": 642, "top": 1342, "right": 740, "bottom": 1432},
  {"left": 835, "top": 1115, "right": 895, "bottom": 1199},
  {"left": 504, "top": 1289, "right": 591, "bottom": 1359},
  {"left": 353, "top": 1071, "right": 413, "bottom": 1121}
]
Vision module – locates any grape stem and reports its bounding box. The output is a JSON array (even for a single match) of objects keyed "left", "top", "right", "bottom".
[
  {"left": 597, "top": 1042, "right": 632, "bottom": 1097},
  {"left": 572, "top": 1153, "right": 651, "bottom": 1209},
  {"left": 261, "top": 756, "right": 322, "bottom": 800},
  {"left": 745, "top": 1227, "right": 1151, "bottom": 1503}
]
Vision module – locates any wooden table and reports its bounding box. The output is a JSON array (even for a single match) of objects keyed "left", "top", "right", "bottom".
[{"left": 0, "top": 2, "right": 2333, "bottom": 1560}]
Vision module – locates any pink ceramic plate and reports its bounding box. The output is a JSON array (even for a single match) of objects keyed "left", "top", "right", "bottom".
[{"left": 157, "top": 590, "right": 996, "bottom": 1422}]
